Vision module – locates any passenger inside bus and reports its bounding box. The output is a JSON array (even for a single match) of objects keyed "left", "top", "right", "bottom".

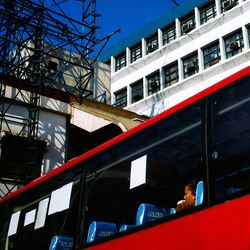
[{"left": 176, "top": 180, "right": 197, "bottom": 212}]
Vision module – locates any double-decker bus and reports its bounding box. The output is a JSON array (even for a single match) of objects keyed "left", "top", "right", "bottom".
[{"left": 0, "top": 66, "right": 249, "bottom": 250}]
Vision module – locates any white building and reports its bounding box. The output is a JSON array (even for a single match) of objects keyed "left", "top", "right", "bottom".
[{"left": 100, "top": 0, "right": 250, "bottom": 117}]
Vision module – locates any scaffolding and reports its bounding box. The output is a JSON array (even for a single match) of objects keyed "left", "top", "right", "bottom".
[{"left": 0, "top": 0, "right": 118, "bottom": 197}]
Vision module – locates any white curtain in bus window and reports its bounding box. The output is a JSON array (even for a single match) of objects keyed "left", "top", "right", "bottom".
[
  {"left": 48, "top": 182, "right": 73, "bottom": 215},
  {"left": 24, "top": 209, "right": 36, "bottom": 226},
  {"left": 130, "top": 155, "right": 147, "bottom": 189},
  {"left": 34, "top": 198, "right": 49, "bottom": 229},
  {"left": 7, "top": 211, "right": 21, "bottom": 236}
]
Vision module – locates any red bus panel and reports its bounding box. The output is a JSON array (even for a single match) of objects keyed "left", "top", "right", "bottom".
[{"left": 86, "top": 195, "right": 250, "bottom": 250}]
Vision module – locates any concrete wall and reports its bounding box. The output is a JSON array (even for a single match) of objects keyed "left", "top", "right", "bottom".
[
  {"left": 93, "top": 61, "right": 111, "bottom": 103},
  {"left": 1, "top": 84, "right": 71, "bottom": 170}
]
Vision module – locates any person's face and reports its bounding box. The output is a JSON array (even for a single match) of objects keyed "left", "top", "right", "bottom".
[{"left": 184, "top": 185, "right": 196, "bottom": 207}]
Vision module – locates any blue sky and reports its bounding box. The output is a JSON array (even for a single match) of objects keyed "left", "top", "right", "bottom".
[
  {"left": 39, "top": 0, "right": 186, "bottom": 56},
  {"left": 48, "top": 0, "right": 185, "bottom": 50},
  {"left": 97, "top": 0, "right": 185, "bottom": 48}
]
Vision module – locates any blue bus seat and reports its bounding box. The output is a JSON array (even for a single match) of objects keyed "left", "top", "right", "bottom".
[
  {"left": 195, "top": 181, "right": 204, "bottom": 206},
  {"left": 169, "top": 208, "right": 176, "bottom": 214},
  {"left": 49, "top": 235, "right": 74, "bottom": 250},
  {"left": 87, "top": 221, "right": 117, "bottom": 243},
  {"left": 119, "top": 224, "right": 134, "bottom": 232},
  {"left": 136, "top": 203, "right": 167, "bottom": 226}
]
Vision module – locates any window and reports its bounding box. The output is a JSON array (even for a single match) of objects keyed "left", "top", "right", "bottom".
[
  {"left": 162, "top": 24, "right": 176, "bottom": 45},
  {"left": 4, "top": 169, "right": 82, "bottom": 250},
  {"left": 146, "top": 34, "right": 158, "bottom": 54},
  {"left": 209, "top": 75, "right": 250, "bottom": 200},
  {"left": 200, "top": 1, "right": 216, "bottom": 25},
  {"left": 181, "top": 13, "right": 195, "bottom": 35},
  {"left": 221, "top": 0, "right": 238, "bottom": 13},
  {"left": 114, "top": 88, "right": 127, "bottom": 108},
  {"left": 84, "top": 100, "right": 205, "bottom": 242},
  {"left": 224, "top": 30, "right": 244, "bottom": 59},
  {"left": 203, "top": 41, "right": 220, "bottom": 69},
  {"left": 164, "top": 62, "right": 178, "bottom": 87},
  {"left": 147, "top": 71, "right": 160, "bottom": 95},
  {"left": 131, "top": 80, "right": 143, "bottom": 103},
  {"left": 115, "top": 53, "right": 126, "bottom": 71},
  {"left": 183, "top": 52, "right": 199, "bottom": 78},
  {"left": 130, "top": 43, "right": 142, "bottom": 63}
]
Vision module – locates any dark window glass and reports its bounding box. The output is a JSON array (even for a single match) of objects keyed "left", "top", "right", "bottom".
[
  {"left": 115, "top": 53, "right": 126, "bottom": 71},
  {"left": 146, "top": 34, "right": 158, "bottom": 54},
  {"left": 147, "top": 71, "right": 160, "bottom": 95},
  {"left": 84, "top": 101, "right": 205, "bottom": 243},
  {"left": 221, "top": 0, "right": 238, "bottom": 12},
  {"left": 183, "top": 52, "right": 199, "bottom": 78},
  {"left": 114, "top": 88, "right": 127, "bottom": 108},
  {"left": 131, "top": 80, "right": 143, "bottom": 103},
  {"left": 1, "top": 167, "right": 83, "bottom": 250},
  {"left": 224, "top": 30, "right": 244, "bottom": 59},
  {"left": 164, "top": 62, "right": 178, "bottom": 87},
  {"left": 203, "top": 41, "right": 221, "bottom": 69},
  {"left": 163, "top": 24, "right": 176, "bottom": 45},
  {"left": 131, "top": 44, "right": 142, "bottom": 63},
  {"left": 200, "top": 1, "right": 216, "bottom": 25},
  {"left": 209, "top": 75, "right": 250, "bottom": 200},
  {"left": 181, "top": 14, "right": 195, "bottom": 35}
]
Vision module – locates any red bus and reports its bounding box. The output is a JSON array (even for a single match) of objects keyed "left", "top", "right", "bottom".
[{"left": 0, "top": 66, "right": 250, "bottom": 250}]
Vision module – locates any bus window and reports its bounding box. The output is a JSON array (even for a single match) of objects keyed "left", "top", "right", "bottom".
[
  {"left": 209, "top": 75, "right": 250, "bottom": 200},
  {"left": 1, "top": 169, "right": 83, "bottom": 250},
  {"left": 83, "top": 100, "right": 206, "bottom": 244}
]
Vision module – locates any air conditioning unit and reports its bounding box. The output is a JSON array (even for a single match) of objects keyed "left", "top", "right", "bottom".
[
  {"left": 222, "top": 0, "right": 237, "bottom": 11},
  {"left": 182, "top": 23, "right": 194, "bottom": 34},
  {"left": 147, "top": 42, "right": 157, "bottom": 53},
  {"left": 229, "top": 41, "right": 240, "bottom": 50}
]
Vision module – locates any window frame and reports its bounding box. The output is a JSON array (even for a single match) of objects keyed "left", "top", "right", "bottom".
[
  {"left": 181, "top": 13, "right": 196, "bottom": 35},
  {"left": 131, "top": 80, "right": 144, "bottom": 104},
  {"left": 183, "top": 52, "right": 199, "bottom": 79},
  {"left": 224, "top": 29, "right": 244, "bottom": 59},
  {"left": 115, "top": 53, "right": 126, "bottom": 72},
  {"left": 146, "top": 34, "right": 159, "bottom": 54},
  {"left": 207, "top": 74, "right": 250, "bottom": 204},
  {"left": 162, "top": 23, "right": 176, "bottom": 45},
  {"left": 200, "top": 1, "right": 217, "bottom": 25},
  {"left": 113, "top": 88, "right": 127, "bottom": 108},
  {"left": 147, "top": 71, "right": 160, "bottom": 95},
  {"left": 130, "top": 43, "right": 142, "bottom": 63},
  {"left": 163, "top": 62, "right": 179, "bottom": 87},
  {"left": 221, "top": 0, "right": 238, "bottom": 13},
  {"left": 203, "top": 41, "right": 221, "bottom": 69},
  {"left": 83, "top": 99, "right": 207, "bottom": 246}
]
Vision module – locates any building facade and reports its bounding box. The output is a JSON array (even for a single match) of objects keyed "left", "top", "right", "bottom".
[{"left": 100, "top": 0, "right": 250, "bottom": 117}]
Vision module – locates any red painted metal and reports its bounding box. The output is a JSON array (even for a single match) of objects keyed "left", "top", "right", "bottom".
[{"left": 85, "top": 195, "right": 250, "bottom": 250}]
